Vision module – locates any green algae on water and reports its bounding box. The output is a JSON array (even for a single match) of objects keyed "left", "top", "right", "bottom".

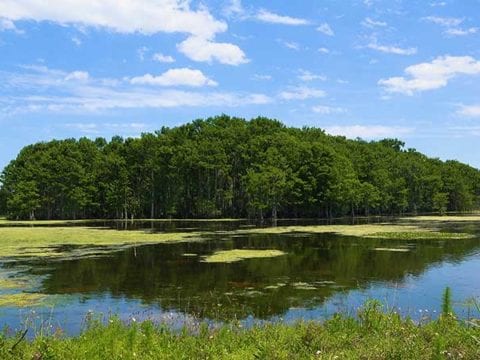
[
  {"left": 0, "top": 293, "right": 46, "bottom": 307},
  {"left": 202, "top": 249, "right": 286, "bottom": 263}
]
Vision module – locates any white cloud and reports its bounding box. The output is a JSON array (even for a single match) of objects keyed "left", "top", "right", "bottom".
[
  {"left": 279, "top": 86, "right": 326, "bottom": 100},
  {"left": 457, "top": 104, "right": 480, "bottom": 117},
  {"left": 71, "top": 36, "right": 82, "bottom": 46},
  {"left": 223, "top": 0, "right": 244, "bottom": 17},
  {"left": 255, "top": 9, "right": 309, "bottom": 25},
  {"left": 0, "top": 0, "right": 247, "bottom": 65},
  {"left": 318, "top": 47, "right": 330, "bottom": 54},
  {"left": 367, "top": 41, "right": 417, "bottom": 55},
  {"left": 280, "top": 40, "right": 300, "bottom": 50},
  {"left": 324, "top": 125, "right": 413, "bottom": 139},
  {"left": 445, "top": 27, "right": 478, "bottom": 36},
  {"left": 298, "top": 70, "right": 326, "bottom": 82},
  {"left": 312, "top": 105, "right": 346, "bottom": 115},
  {"left": 65, "top": 71, "right": 89, "bottom": 82},
  {"left": 253, "top": 74, "right": 272, "bottom": 81},
  {"left": 137, "top": 46, "right": 149, "bottom": 61},
  {"left": 177, "top": 36, "right": 248, "bottom": 65},
  {"left": 65, "top": 122, "right": 148, "bottom": 135},
  {"left": 423, "top": 16, "right": 477, "bottom": 37},
  {"left": 152, "top": 53, "right": 175, "bottom": 63},
  {"left": 0, "top": 65, "right": 270, "bottom": 114},
  {"left": 379, "top": 55, "right": 480, "bottom": 95},
  {"left": 0, "top": 17, "right": 18, "bottom": 31},
  {"left": 361, "top": 17, "right": 387, "bottom": 28},
  {"left": 423, "top": 16, "right": 463, "bottom": 27},
  {"left": 0, "top": 0, "right": 226, "bottom": 38},
  {"left": 317, "top": 23, "right": 334, "bottom": 36},
  {"left": 130, "top": 68, "right": 217, "bottom": 87}
]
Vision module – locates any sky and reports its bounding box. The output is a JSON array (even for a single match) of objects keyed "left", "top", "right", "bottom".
[{"left": 1, "top": 0, "right": 480, "bottom": 170}]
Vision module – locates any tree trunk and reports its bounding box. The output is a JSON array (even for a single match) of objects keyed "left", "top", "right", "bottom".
[
  {"left": 272, "top": 203, "right": 278, "bottom": 226},
  {"left": 150, "top": 170, "right": 155, "bottom": 219}
]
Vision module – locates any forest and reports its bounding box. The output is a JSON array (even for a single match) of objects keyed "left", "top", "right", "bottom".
[{"left": 0, "top": 115, "right": 479, "bottom": 220}]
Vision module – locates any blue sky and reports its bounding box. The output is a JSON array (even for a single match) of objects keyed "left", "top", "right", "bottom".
[{"left": 1, "top": 0, "right": 480, "bottom": 170}]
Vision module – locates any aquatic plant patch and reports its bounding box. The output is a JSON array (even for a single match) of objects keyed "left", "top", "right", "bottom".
[
  {"left": 229, "top": 223, "right": 473, "bottom": 240},
  {"left": 0, "top": 227, "right": 202, "bottom": 259},
  {"left": 201, "top": 249, "right": 286, "bottom": 263}
]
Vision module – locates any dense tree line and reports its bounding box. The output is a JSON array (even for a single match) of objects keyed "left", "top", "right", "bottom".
[{"left": 1, "top": 115, "right": 479, "bottom": 220}]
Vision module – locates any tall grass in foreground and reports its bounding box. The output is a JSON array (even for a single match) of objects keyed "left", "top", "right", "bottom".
[{"left": 1, "top": 300, "right": 479, "bottom": 359}]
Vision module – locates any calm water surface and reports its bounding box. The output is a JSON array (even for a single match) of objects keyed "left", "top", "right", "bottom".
[{"left": 1, "top": 219, "right": 479, "bottom": 335}]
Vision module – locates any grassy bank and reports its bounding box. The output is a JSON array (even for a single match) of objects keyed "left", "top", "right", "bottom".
[{"left": 1, "top": 303, "right": 479, "bottom": 359}]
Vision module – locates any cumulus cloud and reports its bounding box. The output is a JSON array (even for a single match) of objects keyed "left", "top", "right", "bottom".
[
  {"left": 379, "top": 55, "right": 480, "bottom": 95},
  {"left": 279, "top": 86, "right": 326, "bottom": 100},
  {"left": 177, "top": 36, "right": 248, "bottom": 65},
  {"left": 324, "top": 125, "right": 413, "bottom": 139},
  {"left": 0, "top": 0, "right": 247, "bottom": 65},
  {"left": 130, "top": 68, "right": 217, "bottom": 87},
  {"left": 0, "top": 17, "right": 18, "bottom": 31},
  {"left": 317, "top": 23, "right": 334, "bottom": 36},
  {"left": 255, "top": 9, "right": 309, "bottom": 25},
  {"left": 0, "top": 0, "right": 225, "bottom": 38}
]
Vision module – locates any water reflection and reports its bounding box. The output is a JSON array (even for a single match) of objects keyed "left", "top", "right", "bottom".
[{"left": 21, "top": 231, "right": 480, "bottom": 320}]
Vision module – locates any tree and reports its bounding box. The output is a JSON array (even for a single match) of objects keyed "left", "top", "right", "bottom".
[{"left": 432, "top": 192, "right": 449, "bottom": 215}]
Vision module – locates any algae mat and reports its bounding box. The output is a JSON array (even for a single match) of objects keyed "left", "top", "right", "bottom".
[
  {"left": 202, "top": 249, "right": 286, "bottom": 263},
  {"left": 228, "top": 223, "right": 473, "bottom": 240},
  {"left": 0, "top": 227, "right": 201, "bottom": 259}
]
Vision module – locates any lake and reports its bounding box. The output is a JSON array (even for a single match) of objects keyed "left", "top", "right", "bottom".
[{"left": 1, "top": 218, "right": 479, "bottom": 336}]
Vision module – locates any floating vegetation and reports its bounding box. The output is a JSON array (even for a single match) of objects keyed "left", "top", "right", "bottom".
[
  {"left": 403, "top": 215, "right": 480, "bottom": 222},
  {"left": 201, "top": 249, "right": 286, "bottom": 263},
  {"left": 373, "top": 248, "right": 410, "bottom": 253},
  {"left": 292, "top": 282, "right": 317, "bottom": 290},
  {"left": 0, "top": 278, "right": 29, "bottom": 290},
  {"left": 231, "top": 223, "right": 473, "bottom": 240},
  {"left": 0, "top": 227, "right": 201, "bottom": 259},
  {"left": 264, "top": 283, "right": 287, "bottom": 290},
  {"left": 0, "top": 293, "right": 46, "bottom": 307},
  {"left": 369, "top": 231, "right": 472, "bottom": 240}
]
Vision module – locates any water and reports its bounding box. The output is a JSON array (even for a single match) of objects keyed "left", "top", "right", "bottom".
[{"left": 1, "top": 219, "right": 479, "bottom": 335}]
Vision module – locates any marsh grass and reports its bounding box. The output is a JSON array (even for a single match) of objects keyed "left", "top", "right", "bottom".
[
  {"left": 201, "top": 249, "right": 286, "bottom": 263},
  {"left": 1, "top": 302, "right": 479, "bottom": 359}
]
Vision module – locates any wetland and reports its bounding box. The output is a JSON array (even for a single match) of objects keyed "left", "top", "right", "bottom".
[{"left": 0, "top": 216, "right": 479, "bottom": 335}]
